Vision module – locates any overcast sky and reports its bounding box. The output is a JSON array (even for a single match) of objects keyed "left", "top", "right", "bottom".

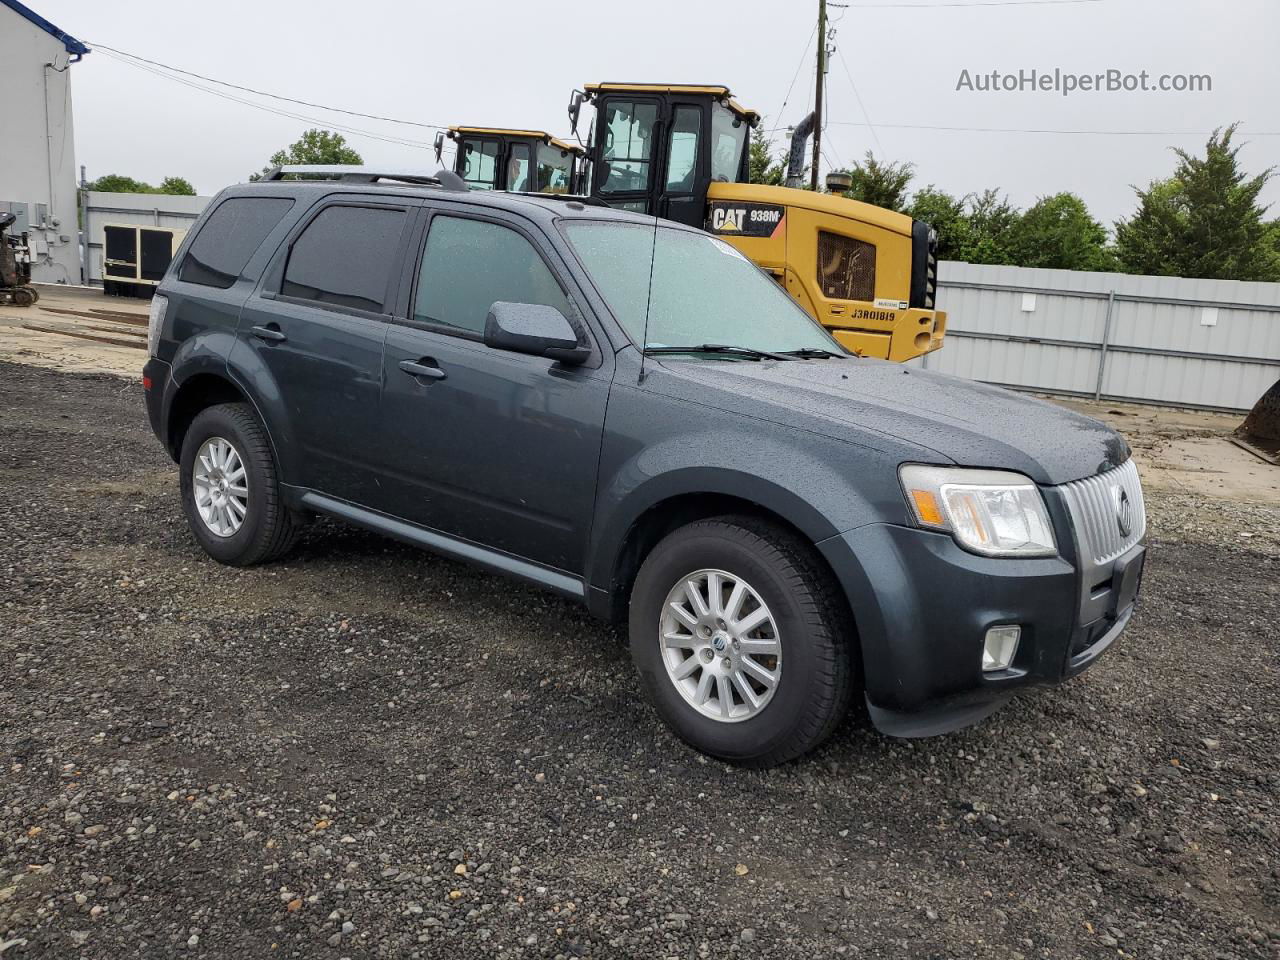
[{"left": 40, "top": 0, "right": 1280, "bottom": 227}]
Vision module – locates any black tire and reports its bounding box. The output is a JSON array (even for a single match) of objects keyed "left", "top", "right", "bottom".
[
  {"left": 28, "top": 287, "right": 39, "bottom": 303},
  {"left": 12, "top": 287, "right": 34, "bottom": 307},
  {"left": 628, "top": 515, "right": 855, "bottom": 768},
  {"left": 179, "top": 402, "right": 300, "bottom": 566}
]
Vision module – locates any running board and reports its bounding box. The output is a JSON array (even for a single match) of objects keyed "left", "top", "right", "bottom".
[{"left": 298, "top": 491, "right": 585, "bottom": 600}]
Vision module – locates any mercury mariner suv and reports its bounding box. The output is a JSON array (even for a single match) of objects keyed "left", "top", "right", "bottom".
[{"left": 142, "top": 165, "right": 1147, "bottom": 767}]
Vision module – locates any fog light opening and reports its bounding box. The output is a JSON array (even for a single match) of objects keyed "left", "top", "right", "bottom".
[{"left": 983, "top": 625, "right": 1021, "bottom": 672}]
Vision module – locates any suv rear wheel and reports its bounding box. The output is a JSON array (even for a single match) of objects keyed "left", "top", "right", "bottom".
[
  {"left": 179, "top": 403, "right": 300, "bottom": 566},
  {"left": 628, "top": 516, "right": 854, "bottom": 767}
]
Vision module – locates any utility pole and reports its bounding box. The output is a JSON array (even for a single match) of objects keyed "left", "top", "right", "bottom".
[{"left": 810, "top": 0, "right": 826, "bottom": 192}]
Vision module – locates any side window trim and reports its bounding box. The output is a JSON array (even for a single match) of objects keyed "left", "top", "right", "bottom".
[
  {"left": 266, "top": 197, "right": 416, "bottom": 321},
  {"left": 395, "top": 205, "right": 601, "bottom": 364}
]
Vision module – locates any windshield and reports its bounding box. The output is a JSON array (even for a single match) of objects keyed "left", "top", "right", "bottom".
[
  {"left": 710, "top": 104, "right": 748, "bottom": 183},
  {"left": 562, "top": 221, "right": 839, "bottom": 354}
]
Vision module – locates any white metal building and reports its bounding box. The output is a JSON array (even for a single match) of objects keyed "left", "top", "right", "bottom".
[{"left": 0, "top": 0, "right": 89, "bottom": 284}]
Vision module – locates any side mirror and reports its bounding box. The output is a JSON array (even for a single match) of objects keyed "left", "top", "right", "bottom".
[
  {"left": 433, "top": 131, "right": 444, "bottom": 165},
  {"left": 567, "top": 90, "right": 584, "bottom": 135},
  {"left": 484, "top": 301, "right": 590, "bottom": 365}
]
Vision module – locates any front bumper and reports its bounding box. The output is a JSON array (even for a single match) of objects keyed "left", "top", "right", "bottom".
[{"left": 818, "top": 521, "right": 1144, "bottom": 737}]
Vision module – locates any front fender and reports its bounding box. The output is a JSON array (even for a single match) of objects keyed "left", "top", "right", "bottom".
[{"left": 585, "top": 386, "right": 900, "bottom": 593}]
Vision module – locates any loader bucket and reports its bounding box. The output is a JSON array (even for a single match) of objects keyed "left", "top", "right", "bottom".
[{"left": 1232, "top": 377, "right": 1280, "bottom": 465}]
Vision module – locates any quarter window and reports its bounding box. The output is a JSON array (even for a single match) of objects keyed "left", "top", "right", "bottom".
[
  {"left": 180, "top": 197, "right": 293, "bottom": 289},
  {"left": 600, "top": 100, "right": 657, "bottom": 195},
  {"left": 281, "top": 205, "right": 406, "bottom": 313},
  {"left": 414, "top": 216, "right": 571, "bottom": 335}
]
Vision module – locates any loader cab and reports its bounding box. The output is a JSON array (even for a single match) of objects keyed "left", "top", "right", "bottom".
[
  {"left": 574, "top": 83, "right": 758, "bottom": 227},
  {"left": 436, "top": 127, "right": 586, "bottom": 194}
]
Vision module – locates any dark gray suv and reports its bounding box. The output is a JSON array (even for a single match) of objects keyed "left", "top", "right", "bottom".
[{"left": 142, "top": 166, "right": 1147, "bottom": 767}]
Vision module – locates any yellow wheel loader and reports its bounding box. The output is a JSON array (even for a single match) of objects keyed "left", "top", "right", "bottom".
[{"left": 434, "top": 127, "right": 586, "bottom": 194}]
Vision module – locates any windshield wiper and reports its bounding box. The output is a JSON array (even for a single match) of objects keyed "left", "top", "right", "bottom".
[
  {"left": 643, "top": 343, "right": 794, "bottom": 361},
  {"left": 777, "top": 347, "right": 849, "bottom": 360}
]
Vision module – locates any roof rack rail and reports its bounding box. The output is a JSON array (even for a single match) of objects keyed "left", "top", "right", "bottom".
[
  {"left": 510, "top": 192, "right": 611, "bottom": 208},
  {"left": 260, "top": 165, "right": 467, "bottom": 191}
]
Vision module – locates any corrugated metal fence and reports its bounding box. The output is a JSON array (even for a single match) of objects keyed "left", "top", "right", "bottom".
[{"left": 916, "top": 262, "right": 1280, "bottom": 412}]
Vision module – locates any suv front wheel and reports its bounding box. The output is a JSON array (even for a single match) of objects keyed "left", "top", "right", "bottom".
[
  {"left": 179, "top": 402, "right": 300, "bottom": 566},
  {"left": 629, "top": 516, "right": 854, "bottom": 767}
]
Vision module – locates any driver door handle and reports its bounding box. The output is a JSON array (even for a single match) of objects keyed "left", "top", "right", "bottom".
[
  {"left": 399, "top": 358, "right": 446, "bottom": 382},
  {"left": 251, "top": 324, "right": 287, "bottom": 343}
]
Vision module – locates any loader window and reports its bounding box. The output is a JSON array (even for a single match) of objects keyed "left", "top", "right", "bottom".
[
  {"left": 507, "top": 143, "right": 531, "bottom": 191},
  {"left": 817, "top": 231, "right": 877, "bottom": 303},
  {"left": 461, "top": 138, "right": 499, "bottom": 190},
  {"left": 600, "top": 100, "right": 657, "bottom": 195},
  {"left": 665, "top": 107, "right": 701, "bottom": 193},
  {"left": 536, "top": 143, "right": 573, "bottom": 194},
  {"left": 710, "top": 104, "right": 749, "bottom": 183}
]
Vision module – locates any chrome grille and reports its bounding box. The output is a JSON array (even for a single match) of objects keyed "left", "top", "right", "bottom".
[{"left": 1057, "top": 458, "right": 1146, "bottom": 566}]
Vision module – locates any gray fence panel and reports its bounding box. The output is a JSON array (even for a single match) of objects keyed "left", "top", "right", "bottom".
[{"left": 919, "top": 262, "right": 1280, "bottom": 412}]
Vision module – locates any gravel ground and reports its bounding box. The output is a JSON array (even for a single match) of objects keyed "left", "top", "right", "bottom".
[{"left": 2, "top": 361, "right": 1278, "bottom": 960}]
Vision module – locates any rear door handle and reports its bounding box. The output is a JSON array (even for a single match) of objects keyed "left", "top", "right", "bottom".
[
  {"left": 399, "top": 358, "right": 446, "bottom": 381},
  {"left": 251, "top": 324, "right": 287, "bottom": 343}
]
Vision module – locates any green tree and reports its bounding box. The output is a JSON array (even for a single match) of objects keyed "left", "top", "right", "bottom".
[
  {"left": 251, "top": 129, "right": 363, "bottom": 180},
  {"left": 158, "top": 176, "right": 196, "bottom": 196},
  {"left": 1008, "top": 192, "right": 1116, "bottom": 271},
  {"left": 954, "top": 189, "right": 1021, "bottom": 265},
  {"left": 905, "top": 186, "right": 970, "bottom": 262},
  {"left": 85, "top": 173, "right": 198, "bottom": 195},
  {"left": 1114, "top": 124, "right": 1280, "bottom": 281},
  {"left": 85, "top": 174, "right": 154, "bottom": 193},
  {"left": 837, "top": 152, "right": 915, "bottom": 212},
  {"left": 749, "top": 126, "right": 785, "bottom": 186}
]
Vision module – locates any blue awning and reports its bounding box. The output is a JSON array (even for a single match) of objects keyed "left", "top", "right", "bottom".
[{"left": 1, "top": 0, "right": 90, "bottom": 57}]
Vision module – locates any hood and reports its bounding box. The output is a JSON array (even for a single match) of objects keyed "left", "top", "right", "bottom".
[{"left": 654, "top": 356, "right": 1130, "bottom": 485}]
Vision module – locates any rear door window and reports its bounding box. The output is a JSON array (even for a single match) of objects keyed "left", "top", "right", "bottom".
[
  {"left": 281, "top": 205, "right": 407, "bottom": 313},
  {"left": 413, "top": 216, "right": 571, "bottom": 335},
  {"left": 180, "top": 197, "right": 293, "bottom": 288}
]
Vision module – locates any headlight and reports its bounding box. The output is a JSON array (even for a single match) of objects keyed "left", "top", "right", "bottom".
[
  {"left": 146, "top": 294, "right": 168, "bottom": 357},
  {"left": 899, "top": 464, "right": 1057, "bottom": 557}
]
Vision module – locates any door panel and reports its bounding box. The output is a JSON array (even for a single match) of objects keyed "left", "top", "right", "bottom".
[
  {"left": 232, "top": 200, "right": 414, "bottom": 503},
  {"left": 377, "top": 327, "right": 610, "bottom": 573},
  {"left": 233, "top": 299, "right": 388, "bottom": 504}
]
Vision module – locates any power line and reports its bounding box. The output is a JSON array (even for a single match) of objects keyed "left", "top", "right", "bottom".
[
  {"left": 94, "top": 49, "right": 438, "bottom": 151},
  {"left": 835, "top": 48, "right": 883, "bottom": 154},
  {"left": 849, "top": 0, "right": 1103, "bottom": 7},
  {"left": 826, "top": 120, "right": 1280, "bottom": 135},
  {"left": 89, "top": 41, "right": 447, "bottom": 131},
  {"left": 767, "top": 22, "right": 819, "bottom": 139}
]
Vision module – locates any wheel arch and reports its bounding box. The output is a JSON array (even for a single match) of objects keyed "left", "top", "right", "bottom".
[{"left": 592, "top": 487, "right": 856, "bottom": 644}]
